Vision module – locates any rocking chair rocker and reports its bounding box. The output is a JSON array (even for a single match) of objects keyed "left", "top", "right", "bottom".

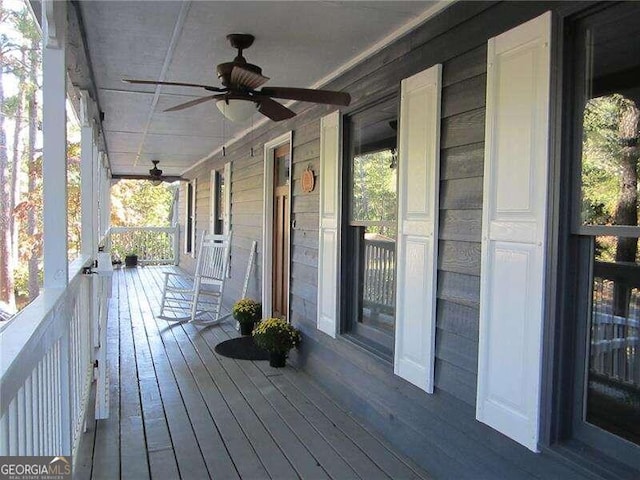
[{"left": 158, "top": 231, "right": 231, "bottom": 325}]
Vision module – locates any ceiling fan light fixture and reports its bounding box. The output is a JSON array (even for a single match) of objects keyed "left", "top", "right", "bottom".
[
  {"left": 216, "top": 98, "right": 257, "bottom": 123},
  {"left": 149, "top": 160, "right": 163, "bottom": 185}
]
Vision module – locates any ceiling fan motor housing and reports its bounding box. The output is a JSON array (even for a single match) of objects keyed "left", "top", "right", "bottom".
[
  {"left": 217, "top": 33, "right": 264, "bottom": 88},
  {"left": 216, "top": 62, "right": 263, "bottom": 88}
]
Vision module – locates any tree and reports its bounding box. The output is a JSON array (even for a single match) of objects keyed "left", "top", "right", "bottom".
[
  {"left": 110, "top": 180, "right": 176, "bottom": 227},
  {"left": 0, "top": 0, "right": 16, "bottom": 310},
  {"left": 582, "top": 94, "right": 640, "bottom": 316}
]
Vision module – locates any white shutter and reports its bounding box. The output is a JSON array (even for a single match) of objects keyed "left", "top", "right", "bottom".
[
  {"left": 394, "top": 64, "right": 442, "bottom": 393},
  {"left": 477, "top": 11, "right": 551, "bottom": 453},
  {"left": 317, "top": 111, "right": 341, "bottom": 337}
]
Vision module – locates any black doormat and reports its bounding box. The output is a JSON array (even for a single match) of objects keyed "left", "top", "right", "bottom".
[{"left": 214, "top": 336, "right": 270, "bottom": 361}]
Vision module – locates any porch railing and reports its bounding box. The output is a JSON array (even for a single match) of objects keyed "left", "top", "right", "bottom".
[
  {"left": 110, "top": 226, "right": 179, "bottom": 265},
  {"left": 363, "top": 238, "right": 396, "bottom": 314},
  {"left": 591, "top": 261, "right": 640, "bottom": 391},
  {"left": 0, "top": 256, "right": 103, "bottom": 457}
]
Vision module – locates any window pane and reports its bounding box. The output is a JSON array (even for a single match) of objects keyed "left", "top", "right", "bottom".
[
  {"left": 587, "top": 236, "right": 640, "bottom": 445},
  {"left": 351, "top": 150, "right": 397, "bottom": 226},
  {"left": 67, "top": 103, "right": 81, "bottom": 261},
  {"left": 274, "top": 147, "right": 289, "bottom": 188},
  {"left": 580, "top": 12, "right": 640, "bottom": 227},
  {"left": 344, "top": 98, "right": 398, "bottom": 357}
]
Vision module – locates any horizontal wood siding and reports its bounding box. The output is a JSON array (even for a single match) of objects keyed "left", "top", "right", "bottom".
[{"left": 176, "top": 1, "right": 594, "bottom": 478}]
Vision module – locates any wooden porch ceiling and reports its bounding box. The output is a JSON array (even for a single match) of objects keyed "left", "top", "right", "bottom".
[
  {"left": 74, "top": 266, "right": 430, "bottom": 479},
  {"left": 74, "top": 1, "right": 444, "bottom": 178}
]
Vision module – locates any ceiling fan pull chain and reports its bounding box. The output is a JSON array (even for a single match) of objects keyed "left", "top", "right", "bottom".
[{"left": 250, "top": 115, "right": 255, "bottom": 157}]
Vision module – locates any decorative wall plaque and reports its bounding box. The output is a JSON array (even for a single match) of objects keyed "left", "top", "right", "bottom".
[{"left": 301, "top": 166, "right": 315, "bottom": 193}]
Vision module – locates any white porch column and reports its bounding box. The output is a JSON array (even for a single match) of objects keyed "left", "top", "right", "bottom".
[
  {"left": 80, "top": 91, "right": 96, "bottom": 258},
  {"left": 42, "top": 0, "right": 68, "bottom": 288},
  {"left": 93, "top": 145, "right": 100, "bottom": 247}
]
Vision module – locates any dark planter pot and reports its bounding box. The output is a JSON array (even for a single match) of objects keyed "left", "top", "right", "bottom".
[
  {"left": 124, "top": 255, "right": 138, "bottom": 267},
  {"left": 269, "top": 351, "right": 287, "bottom": 368},
  {"left": 239, "top": 321, "right": 254, "bottom": 336}
]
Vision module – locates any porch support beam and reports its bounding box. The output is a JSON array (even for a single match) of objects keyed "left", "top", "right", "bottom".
[
  {"left": 80, "top": 91, "right": 96, "bottom": 258},
  {"left": 42, "top": 0, "right": 68, "bottom": 288}
]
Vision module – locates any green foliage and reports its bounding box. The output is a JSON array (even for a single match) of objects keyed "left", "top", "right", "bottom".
[
  {"left": 67, "top": 141, "right": 81, "bottom": 259},
  {"left": 109, "top": 230, "right": 174, "bottom": 263},
  {"left": 232, "top": 298, "right": 262, "bottom": 325},
  {"left": 252, "top": 318, "right": 301, "bottom": 354},
  {"left": 111, "top": 179, "right": 176, "bottom": 227},
  {"left": 581, "top": 94, "right": 638, "bottom": 226},
  {"left": 351, "top": 149, "right": 397, "bottom": 236}
]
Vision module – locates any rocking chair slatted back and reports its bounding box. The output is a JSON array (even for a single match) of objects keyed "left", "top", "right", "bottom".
[
  {"left": 196, "top": 233, "right": 230, "bottom": 283},
  {"left": 158, "top": 230, "right": 232, "bottom": 324}
]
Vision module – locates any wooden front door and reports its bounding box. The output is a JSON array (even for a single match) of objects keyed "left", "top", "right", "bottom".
[{"left": 272, "top": 144, "right": 290, "bottom": 319}]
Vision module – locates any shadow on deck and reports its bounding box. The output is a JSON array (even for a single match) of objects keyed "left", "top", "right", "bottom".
[{"left": 73, "top": 266, "right": 430, "bottom": 480}]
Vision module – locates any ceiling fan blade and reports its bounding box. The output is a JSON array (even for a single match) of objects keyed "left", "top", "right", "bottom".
[
  {"left": 112, "top": 174, "right": 185, "bottom": 183},
  {"left": 164, "top": 95, "right": 217, "bottom": 112},
  {"left": 230, "top": 66, "right": 270, "bottom": 89},
  {"left": 258, "top": 98, "right": 296, "bottom": 122},
  {"left": 259, "top": 86, "right": 351, "bottom": 106},
  {"left": 123, "top": 78, "right": 225, "bottom": 92}
]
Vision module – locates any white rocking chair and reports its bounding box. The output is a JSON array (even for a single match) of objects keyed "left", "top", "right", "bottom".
[{"left": 158, "top": 231, "right": 231, "bottom": 325}]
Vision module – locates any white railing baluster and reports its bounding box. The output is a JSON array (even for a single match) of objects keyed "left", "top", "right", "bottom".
[
  {"left": 25, "top": 377, "right": 33, "bottom": 454},
  {"left": 17, "top": 386, "right": 25, "bottom": 455},
  {"left": 10, "top": 398, "right": 16, "bottom": 455},
  {"left": 37, "top": 361, "right": 44, "bottom": 455},
  {"left": 0, "top": 412, "right": 8, "bottom": 455},
  {"left": 9, "top": 396, "right": 18, "bottom": 455},
  {"left": 1, "top": 256, "right": 103, "bottom": 461},
  {"left": 31, "top": 373, "right": 38, "bottom": 455},
  {"left": 110, "top": 226, "right": 178, "bottom": 265},
  {"left": 44, "top": 351, "right": 51, "bottom": 455}
]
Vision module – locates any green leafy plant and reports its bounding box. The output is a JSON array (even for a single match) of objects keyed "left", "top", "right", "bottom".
[
  {"left": 252, "top": 318, "right": 301, "bottom": 354},
  {"left": 232, "top": 298, "right": 262, "bottom": 325}
]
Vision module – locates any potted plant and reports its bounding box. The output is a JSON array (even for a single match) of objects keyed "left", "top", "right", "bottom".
[
  {"left": 252, "top": 318, "right": 301, "bottom": 368},
  {"left": 124, "top": 252, "right": 138, "bottom": 267},
  {"left": 232, "top": 298, "right": 262, "bottom": 335}
]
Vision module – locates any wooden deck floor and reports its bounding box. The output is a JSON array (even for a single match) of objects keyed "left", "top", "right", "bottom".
[{"left": 73, "top": 266, "right": 430, "bottom": 480}]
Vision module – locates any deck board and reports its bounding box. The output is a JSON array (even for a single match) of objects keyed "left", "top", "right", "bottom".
[
  {"left": 90, "top": 283, "right": 120, "bottom": 480},
  {"left": 76, "top": 266, "right": 431, "bottom": 480}
]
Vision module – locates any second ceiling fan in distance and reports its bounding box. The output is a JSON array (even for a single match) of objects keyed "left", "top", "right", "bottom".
[{"left": 123, "top": 33, "right": 351, "bottom": 122}]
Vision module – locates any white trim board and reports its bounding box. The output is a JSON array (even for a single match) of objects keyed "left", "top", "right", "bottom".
[{"left": 262, "top": 131, "right": 293, "bottom": 319}]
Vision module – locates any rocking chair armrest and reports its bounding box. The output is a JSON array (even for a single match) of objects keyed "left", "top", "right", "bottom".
[{"left": 163, "top": 271, "right": 192, "bottom": 279}]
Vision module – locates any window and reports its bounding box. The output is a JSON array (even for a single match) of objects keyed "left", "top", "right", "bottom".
[
  {"left": 210, "top": 170, "right": 224, "bottom": 235},
  {"left": 568, "top": 2, "right": 640, "bottom": 466},
  {"left": 342, "top": 97, "right": 398, "bottom": 358},
  {"left": 185, "top": 179, "right": 196, "bottom": 254}
]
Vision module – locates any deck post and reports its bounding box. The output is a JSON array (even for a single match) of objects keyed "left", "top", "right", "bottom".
[
  {"left": 42, "top": 0, "right": 68, "bottom": 288},
  {"left": 80, "top": 91, "right": 96, "bottom": 259}
]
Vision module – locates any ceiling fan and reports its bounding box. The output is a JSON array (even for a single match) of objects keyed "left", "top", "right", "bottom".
[
  {"left": 112, "top": 161, "right": 184, "bottom": 184},
  {"left": 123, "top": 34, "right": 351, "bottom": 122}
]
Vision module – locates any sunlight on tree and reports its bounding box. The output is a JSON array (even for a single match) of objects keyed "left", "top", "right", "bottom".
[{"left": 582, "top": 94, "right": 640, "bottom": 264}]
